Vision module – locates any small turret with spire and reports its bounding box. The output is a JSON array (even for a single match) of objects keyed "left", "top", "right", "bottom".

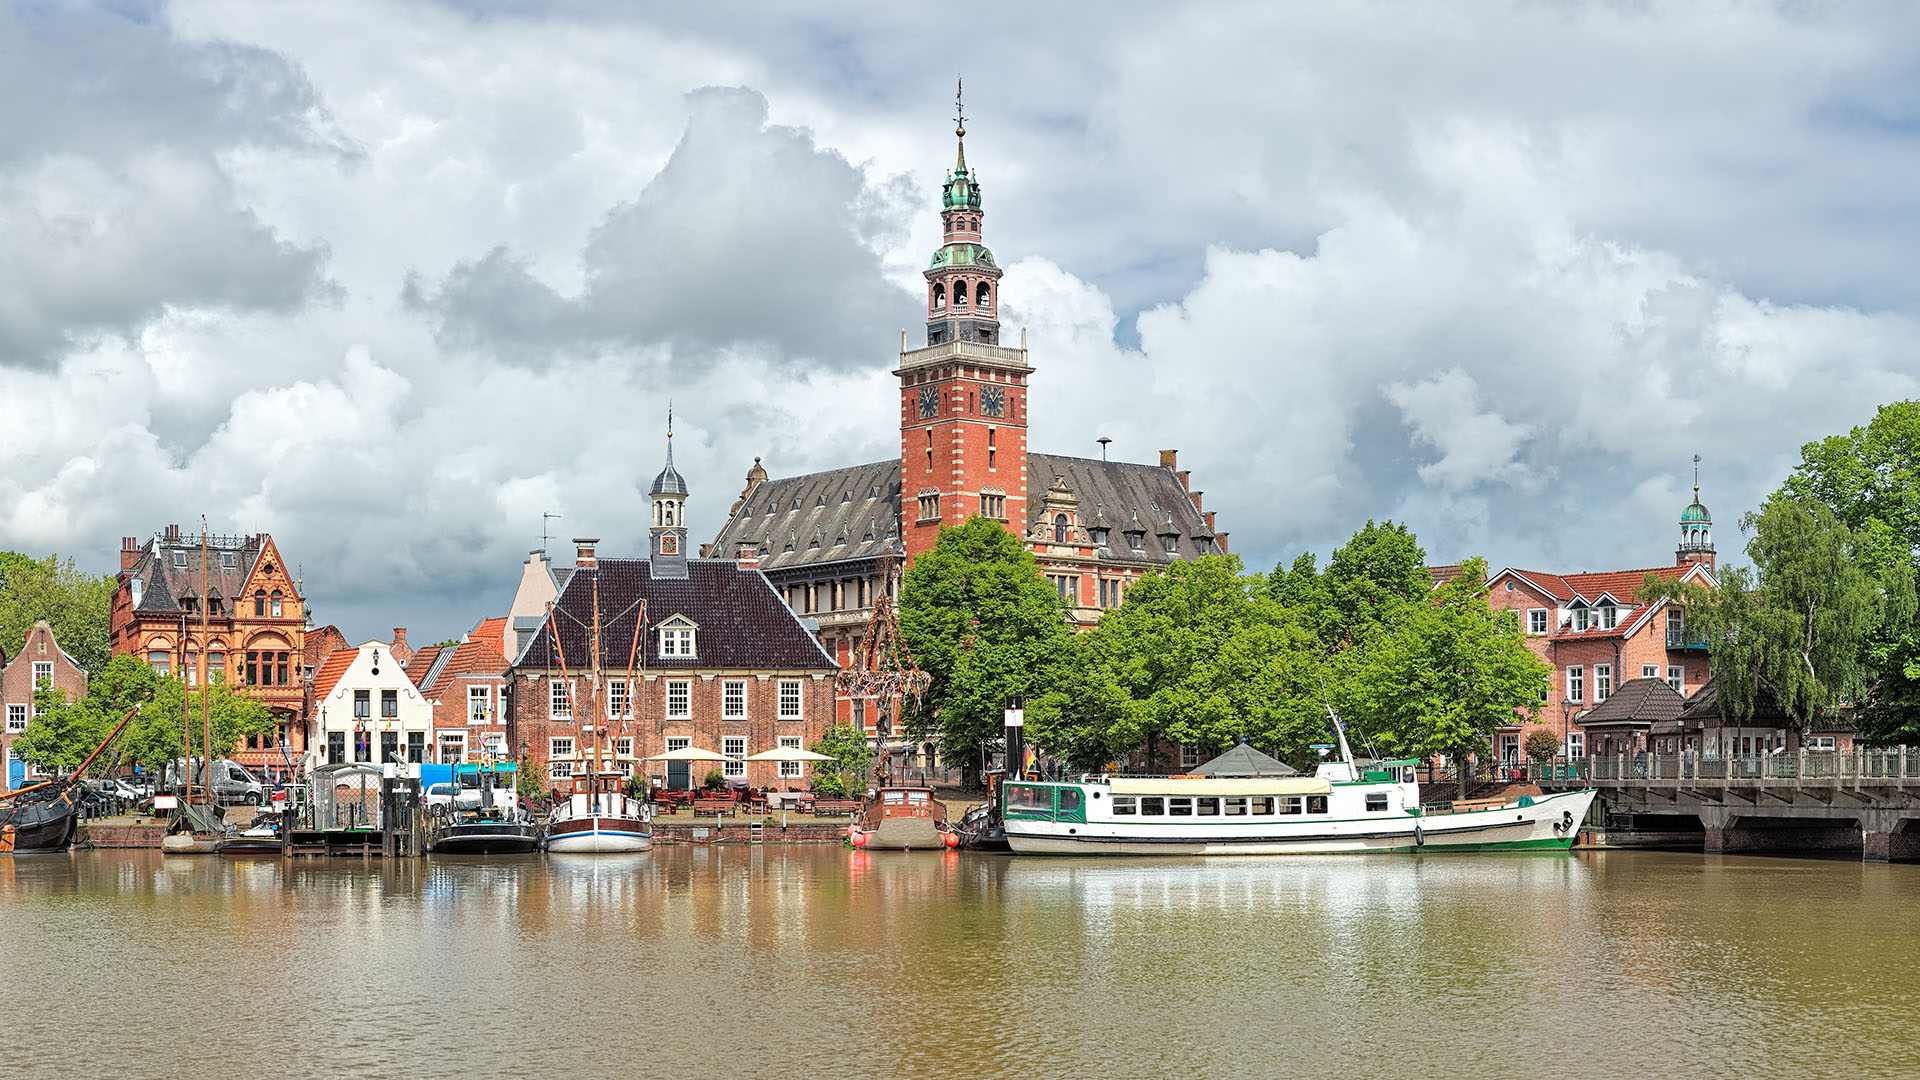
[
  {"left": 925, "top": 76, "right": 1002, "bottom": 346},
  {"left": 1677, "top": 454, "right": 1715, "bottom": 570},
  {"left": 649, "top": 405, "right": 690, "bottom": 579}
]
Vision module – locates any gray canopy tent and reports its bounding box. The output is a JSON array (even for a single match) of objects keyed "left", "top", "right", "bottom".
[{"left": 1193, "top": 743, "right": 1299, "bottom": 778}]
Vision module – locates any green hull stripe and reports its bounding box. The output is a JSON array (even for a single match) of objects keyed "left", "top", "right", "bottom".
[{"left": 1012, "top": 836, "right": 1577, "bottom": 856}]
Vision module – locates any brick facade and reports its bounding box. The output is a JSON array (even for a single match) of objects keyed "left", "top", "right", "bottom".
[{"left": 1, "top": 621, "right": 89, "bottom": 787}]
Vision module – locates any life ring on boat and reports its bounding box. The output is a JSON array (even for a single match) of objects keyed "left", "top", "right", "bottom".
[{"left": 1412, "top": 825, "right": 1425, "bottom": 848}]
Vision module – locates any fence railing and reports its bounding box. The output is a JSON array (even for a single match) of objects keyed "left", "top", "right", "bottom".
[{"left": 1578, "top": 748, "right": 1918, "bottom": 783}]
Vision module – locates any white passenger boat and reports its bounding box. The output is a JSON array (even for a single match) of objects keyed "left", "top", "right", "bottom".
[{"left": 1000, "top": 722, "right": 1595, "bottom": 856}]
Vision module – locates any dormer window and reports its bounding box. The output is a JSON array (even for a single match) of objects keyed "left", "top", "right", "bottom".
[
  {"left": 1161, "top": 533, "right": 1179, "bottom": 554},
  {"left": 1125, "top": 530, "right": 1145, "bottom": 551},
  {"left": 1195, "top": 537, "right": 1214, "bottom": 555},
  {"left": 658, "top": 617, "right": 697, "bottom": 659},
  {"left": 221, "top": 551, "right": 236, "bottom": 569},
  {"left": 1599, "top": 603, "right": 1618, "bottom": 630},
  {"left": 172, "top": 550, "right": 187, "bottom": 568},
  {"left": 1572, "top": 605, "right": 1589, "bottom": 632},
  {"left": 1089, "top": 527, "right": 1110, "bottom": 547}
]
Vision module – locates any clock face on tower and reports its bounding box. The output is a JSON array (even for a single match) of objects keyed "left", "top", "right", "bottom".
[
  {"left": 980, "top": 385, "right": 1006, "bottom": 418},
  {"left": 917, "top": 386, "right": 940, "bottom": 419},
  {"left": 660, "top": 535, "right": 678, "bottom": 555}
]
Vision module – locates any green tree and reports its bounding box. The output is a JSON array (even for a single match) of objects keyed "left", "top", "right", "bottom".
[
  {"left": 1525, "top": 729, "right": 1560, "bottom": 764},
  {"left": 808, "top": 722, "right": 877, "bottom": 797},
  {"left": 0, "top": 552, "right": 116, "bottom": 673},
  {"left": 897, "top": 515, "right": 1073, "bottom": 784},
  {"left": 1027, "top": 556, "right": 1324, "bottom": 771},
  {"left": 122, "top": 674, "right": 275, "bottom": 772},
  {"left": 1268, "top": 520, "right": 1432, "bottom": 654},
  {"left": 1333, "top": 558, "right": 1549, "bottom": 795},
  {"left": 13, "top": 654, "right": 159, "bottom": 775},
  {"left": 1778, "top": 402, "right": 1920, "bottom": 743}
]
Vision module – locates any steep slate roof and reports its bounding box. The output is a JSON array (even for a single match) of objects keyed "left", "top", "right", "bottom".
[
  {"left": 303, "top": 624, "right": 350, "bottom": 674},
  {"left": 125, "top": 534, "right": 270, "bottom": 614},
  {"left": 1672, "top": 676, "right": 1853, "bottom": 733},
  {"left": 309, "top": 649, "right": 358, "bottom": 708},
  {"left": 708, "top": 452, "right": 1220, "bottom": 572},
  {"left": 518, "top": 558, "right": 837, "bottom": 672},
  {"left": 708, "top": 460, "right": 902, "bottom": 571},
  {"left": 1026, "top": 454, "right": 1217, "bottom": 563},
  {"left": 1578, "top": 678, "right": 1686, "bottom": 727}
]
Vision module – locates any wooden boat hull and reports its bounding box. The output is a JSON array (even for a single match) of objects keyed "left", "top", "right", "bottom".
[
  {"left": 854, "top": 815, "right": 946, "bottom": 851},
  {"left": 429, "top": 822, "right": 541, "bottom": 855},
  {"left": 1005, "top": 789, "right": 1597, "bottom": 856},
  {"left": 545, "top": 815, "right": 652, "bottom": 853},
  {"left": 162, "top": 833, "right": 220, "bottom": 855},
  {"left": 0, "top": 802, "right": 80, "bottom": 854},
  {"left": 853, "top": 787, "right": 952, "bottom": 851}
]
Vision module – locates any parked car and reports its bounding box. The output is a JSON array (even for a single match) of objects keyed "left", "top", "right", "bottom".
[{"left": 88, "top": 778, "right": 144, "bottom": 801}]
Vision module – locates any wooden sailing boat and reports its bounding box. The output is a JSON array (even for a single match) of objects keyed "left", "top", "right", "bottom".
[
  {"left": 0, "top": 707, "right": 139, "bottom": 854},
  {"left": 837, "top": 588, "right": 951, "bottom": 851},
  {"left": 543, "top": 577, "right": 652, "bottom": 853},
  {"left": 164, "top": 521, "right": 223, "bottom": 854}
]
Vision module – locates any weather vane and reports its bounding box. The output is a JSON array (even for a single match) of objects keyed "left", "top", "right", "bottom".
[{"left": 955, "top": 75, "right": 966, "bottom": 138}]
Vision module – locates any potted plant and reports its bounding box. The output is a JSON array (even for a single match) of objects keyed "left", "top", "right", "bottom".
[{"left": 702, "top": 769, "right": 726, "bottom": 792}]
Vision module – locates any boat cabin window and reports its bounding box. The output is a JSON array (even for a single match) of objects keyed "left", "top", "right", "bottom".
[
  {"left": 1307, "top": 795, "right": 1329, "bottom": 814},
  {"left": 1223, "top": 797, "right": 1247, "bottom": 816},
  {"left": 1278, "top": 796, "right": 1303, "bottom": 816},
  {"left": 1057, "top": 788, "right": 1083, "bottom": 815},
  {"left": 1112, "top": 796, "right": 1137, "bottom": 815},
  {"left": 1140, "top": 796, "right": 1165, "bottom": 816},
  {"left": 1005, "top": 785, "right": 1052, "bottom": 816},
  {"left": 1168, "top": 797, "right": 1194, "bottom": 817},
  {"left": 1365, "top": 793, "right": 1390, "bottom": 812},
  {"left": 908, "top": 791, "right": 929, "bottom": 804},
  {"left": 1195, "top": 797, "right": 1220, "bottom": 817},
  {"left": 1249, "top": 797, "right": 1275, "bottom": 815},
  {"left": 884, "top": 790, "right": 906, "bottom": 804}
]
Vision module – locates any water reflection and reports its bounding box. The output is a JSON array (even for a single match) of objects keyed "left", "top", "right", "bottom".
[{"left": 1, "top": 850, "right": 1917, "bottom": 1077}]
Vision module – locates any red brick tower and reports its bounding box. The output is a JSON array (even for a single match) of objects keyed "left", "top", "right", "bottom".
[{"left": 897, "top": 83, "right": 1033, "bottom": 561}]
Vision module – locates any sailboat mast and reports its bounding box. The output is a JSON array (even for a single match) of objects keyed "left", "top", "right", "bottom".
[
  {"left": 200, "top": 521, "right": 213, "bottom": 804},
  {"left": 590, "top": 576, "right": 605, "bottom": 810},
  {"left": 545, "top": 602, "right": 580, "bottom": 802},
  {"left": 180, "top": 614, "right": 192, "bottom": 802}
]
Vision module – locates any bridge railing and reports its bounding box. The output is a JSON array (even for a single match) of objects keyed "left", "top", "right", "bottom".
[{"left": 1580, "top": 747, "right": 1917, "bottom": 783}]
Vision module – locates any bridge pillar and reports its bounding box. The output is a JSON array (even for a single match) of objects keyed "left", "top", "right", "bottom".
[
  {"left": 1698, "top": 806, "right": 1731, "bottom": 854},
  {"left": 1862, "top": 809, "right": 1920, "bottom": 862}
]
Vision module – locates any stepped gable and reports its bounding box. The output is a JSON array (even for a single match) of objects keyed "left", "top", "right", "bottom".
[
  {"left": 707, "top": 460, "right": 902, "bottom": 571},
  {"left": 1026, "top": 453, "right": 1216, "bottom": 563},
  {"left": 519, "top": 558, "right": 837, "bottom": 672}
]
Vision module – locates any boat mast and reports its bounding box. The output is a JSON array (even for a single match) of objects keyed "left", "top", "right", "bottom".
[
  {"left": 619, "top": 598, "right": 644, "bottom": 800},
  {"left": 590, "top": 575, "right": 606, "bottom": 814},
  {"left": 180, "top": 613, "right": 192, "bottom": 803},
  {"left": 1325, "top": 701, "right": 1358, "bottom": 776},
  {"left": 199, "top": 520, "right": 213, "bottom": 806},
  {"left": 545, "top": 601, "right": 580, "bottom": 805}
]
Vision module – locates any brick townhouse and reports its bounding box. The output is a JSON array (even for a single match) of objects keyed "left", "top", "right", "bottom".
[{"left": 1, "top": 621, "right": 89, "bottom": 788}]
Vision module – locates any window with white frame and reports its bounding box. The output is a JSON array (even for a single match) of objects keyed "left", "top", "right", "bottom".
[
  {"left": 608, "top": 679, "right": 628, "bottom": 719},
  {"left": 550, "top": 759, "right": 573, "bottom": 780},
  {"left": 6, "top": 705, "right": 25, "bottom": 732},
  {"left": 32, "top": 662, "right": 52, "bottom": 689},
  {"left": 658, "top": 619, "right": 696, "bottom": 659},
  {"left": 1805, "top": 736, "right": 1836, "bottom": 751},
  {"left": 666, "top": 680, "right": 691, "bottom": 719},
  {"left": 723, "top": 735, "right": 746, "bottom": 778},
  {"left": 615, "top": 737, "right": 633, "bottom": 758},
  {"left": 468, "top": 685, "right": 490, "bottom": 725},
  {"left": 551, "top": 736, "right": 574, "bottom": 760},
  {"left": 1595, "top": 664, "right": 1612, "bottom": 702},
  {"left": 1567, "top": 732, "right": 1585, "bottom": 759},
  {"left": 1572, "top": 606, "right": 1589, "bottom": 632},
  {"left": 1540, "top": 675, "right": 1552, "bottom": 704},
  {"left": 1181, "top": 744, "right": 1200, "bottom": 769},
  {"left": 1528, "top": 609, "right": 1548, "bottom": 635},
  {"left": 778, "top": 680, "right": 802, "bottom": 720},
  {"left": 1599, "top": 603, "right": 1618, "bottom": 630},
  {"left": 438, "top": 732, "right": 465, "bottom": 764},
  {"left": 778, "top": 736, "right": 803, "bottom": 779},
  {"left": 1642, "top": 665, "right": 1660, "bottom": 680},
  {"left": 666, "top": 736, "right": 690, "bottom": 753},
  {"left": 723, "top": 680, "right": 746, "bottom": 718},
  {"left": 550, "top": 679, "right": 571, "bottom": 717},
  {"left": 1667, "top": 666, "right": 1684, "bottom": 694},
  {"left": 1567, "top": 666, "right": 1584, "bottom": 703}
]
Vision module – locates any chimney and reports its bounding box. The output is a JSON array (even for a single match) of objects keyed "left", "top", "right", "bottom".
[
  {"left": 1159, "top": 449, "right": 1178, "bottom": 470},
  {"left": 1215, "top": 531, "right": 1229, "bottom": 554},
  {"left": 1189, "top": 490, "right": 1203, "bottom": 512},
  {"left": 573, "top": 537, "right": 599, "bottom": 569},
  {"left": 1203, "top": 511, "right": 1217, "bottom": 532},
  {"left": 120, "top": 536, "right": 140, "bottom": 572},
  {"left": 1176, "top": 470, "right": 1191, "bottom": 491},
  {"left": 165, "top": 523, "right": 181, "bottom": 541},
  {"left": 738, "top": 544, "right": 760, "bottom": 571}
]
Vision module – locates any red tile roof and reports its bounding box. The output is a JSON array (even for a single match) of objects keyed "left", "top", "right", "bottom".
[
  {"left": 309, "top": 648, "right": 358, "bottom": 708},
  {"left": 470, "top": 617, "right": 507, "bottom": 653},
  {"left": 1508, "top": 565, "right": 1690, "bottom": 604},
  {"left": 404, "top": 644, "right": 444, "bottom": 689}
]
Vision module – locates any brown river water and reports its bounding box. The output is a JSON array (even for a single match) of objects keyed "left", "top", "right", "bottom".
[{"left": 1, "top": 848, "right": 1916, "bottom": 1079}]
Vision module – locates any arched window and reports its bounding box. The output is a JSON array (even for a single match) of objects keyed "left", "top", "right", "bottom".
[
  {"left": 932, "top": 282, "right": 945, "bottom": 310},
  {"left": 270, "top": 589, "right": 283, "bottom": 618},
  {"left": 977, "top": 281, "right": 991, "bottom": 309},
  {"left": 1054, "top": 514, "right": 1071, "bottom": 543},
  {"left": 665, "top": 502, "right": 675, "bottom": 526},
  {"left": 954, "top": 281, "right": 967, "bottom": 308},
  {"left": 253, "top": 589, "right": 266, "bottom": 617}
]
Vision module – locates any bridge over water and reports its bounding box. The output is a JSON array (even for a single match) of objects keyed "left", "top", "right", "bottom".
[{"left": 1532, "top": 749, "right": 1920, "bottom": 860}]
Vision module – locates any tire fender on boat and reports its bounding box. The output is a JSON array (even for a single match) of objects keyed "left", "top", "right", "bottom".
[{"left": 1413, "top": 825, "right": 1425, "bottom": 848}]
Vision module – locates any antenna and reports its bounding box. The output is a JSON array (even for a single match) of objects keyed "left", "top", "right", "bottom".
[{"left": 541, "top": 512, "right": 562, "bottom": 553}]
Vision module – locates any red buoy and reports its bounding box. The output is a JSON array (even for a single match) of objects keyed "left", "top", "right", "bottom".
[
  {"left": 851, "top": 830, "right": 869, "bottom": 848},
  {"left": 943, "top": 832, "right": 960, "bottom": 849}
]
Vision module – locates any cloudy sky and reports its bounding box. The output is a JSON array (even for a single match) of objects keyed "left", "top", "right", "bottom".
[{"left": 3, "top": 1, "right": 1918, "bottom": 645}]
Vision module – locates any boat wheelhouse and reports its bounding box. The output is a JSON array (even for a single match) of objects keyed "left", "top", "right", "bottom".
[
  {"left": 428, "top": 760, "right": 540, "bottom": 855},
  {"left": 545, "top": 769, "right": 652, "bottom": 853}
]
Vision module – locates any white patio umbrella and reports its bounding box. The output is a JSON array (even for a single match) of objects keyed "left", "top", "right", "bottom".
[{"left": 742, "top": 746, "right": 835, "bottom": 762}]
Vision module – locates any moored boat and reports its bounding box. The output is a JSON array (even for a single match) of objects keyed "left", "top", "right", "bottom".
[
  {"left": 545, "top": 770, "right": 652, "bottom": 853},
  {"left": 217, "top": 817, "right": 284, "bottom": 856},
  {"left": 1000, "top": 716, "right": 1596, "bottom": 856},
  {"left": 850, "top": 786, "right": 954, "bottom": 851},
  {"left": 428, "top": 760, "right": 539, "bottom": 854},
  {"left": 1, "top": 707, "right": 139, "bottom": 855}
]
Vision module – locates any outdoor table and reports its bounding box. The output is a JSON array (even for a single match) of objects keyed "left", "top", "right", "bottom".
[{"left": 764, "top": 791, "right": 813, "bottom": 811}]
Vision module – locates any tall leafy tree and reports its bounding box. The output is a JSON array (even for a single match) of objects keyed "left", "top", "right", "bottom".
[
  {"left": 1269, "top": 520, "right": 1431, "bottom": 654},
  {"left": 0, "top": 552, "right": 116, "bottom": 673},
  {"left": 1333, "top": 558, "right": 1549, "bottom": 795},
  {"left": 13, "top": 654, "right": 158, "bottom": 774},
  {"left": 123, "top": 674, "right": 276, "bottom": 772},
  {"left": 1028, "top": 556, "right": 1324, "bottom": 770},
  {"left": 898, "top": 516, "right": 1073, "bottom": 783}
]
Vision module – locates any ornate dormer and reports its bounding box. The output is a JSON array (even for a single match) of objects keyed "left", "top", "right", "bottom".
[
  {"left": 1027, "top": 475, "right": 1084, "bottom": 547},
  {"left": 1677, "top": 456, "right": 1715, "bottom": 570},
  {"left": 925, "top": 79, "right": 1002, "bottom": 347},
  {"left": 649, "top": 418, "right": 690, "bottom": 580}
]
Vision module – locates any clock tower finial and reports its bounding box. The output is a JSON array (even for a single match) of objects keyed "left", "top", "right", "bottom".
[
  {"left": 925, "top": 79, "right": 1001, "bottom": 347},
  {"left": 649, "top": 408, "right": 690, "bottom": 579}
]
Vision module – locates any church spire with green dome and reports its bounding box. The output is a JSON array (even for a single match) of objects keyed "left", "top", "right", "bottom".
[
  {"left": 1677, "top": 454, "right": 1715, "bottom": 569},
  {"left": 925, "top": 77, "right": 1001, "bottom": 346}
]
